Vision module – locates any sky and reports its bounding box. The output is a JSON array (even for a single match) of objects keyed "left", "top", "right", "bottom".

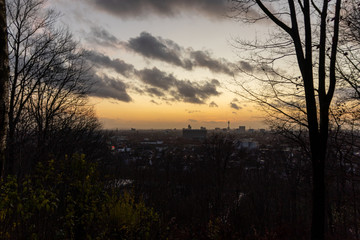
[{"left": 47, "top": 0, "right": 270, "bottom": 130}]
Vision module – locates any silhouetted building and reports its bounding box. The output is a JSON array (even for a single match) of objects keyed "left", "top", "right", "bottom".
[
  {"left": 235, "top": 140, "right": 258, "bottom": 150},
  {"left": 239, "top": 126, "right": 246, "bottom": 133},
  {"left": 182, "top": 128, "right": 207, "bottom": 140}
]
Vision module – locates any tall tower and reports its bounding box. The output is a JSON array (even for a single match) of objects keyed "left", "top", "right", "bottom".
[{"left": 228, "top": 121, "right": 230, "bottom": 130}]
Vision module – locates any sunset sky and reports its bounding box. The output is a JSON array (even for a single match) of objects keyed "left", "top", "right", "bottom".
[{"left": 47, "top": 0, "right": 270, "bottom": 130}]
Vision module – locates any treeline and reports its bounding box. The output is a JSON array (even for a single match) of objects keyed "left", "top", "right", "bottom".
[{"left": 111, "top": 132, "right": 360, "bottom": 239}]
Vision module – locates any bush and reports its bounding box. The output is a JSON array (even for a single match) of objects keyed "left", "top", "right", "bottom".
[{"left": 0, "top": 154, "right": 160, "bottom": 239}]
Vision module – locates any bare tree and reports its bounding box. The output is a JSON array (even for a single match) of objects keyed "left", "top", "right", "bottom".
[
  {"left": 230, "top": 0, "right": 342, "bottom": 239},
  {"left": 5, "top": 0, "right": 94, "bottom": 176},
  {"left": 26, "top": 31, "right": 91, "bottom": 156},
  {"left": 0, "top": 0, "right": 9, "bottom": 178}
]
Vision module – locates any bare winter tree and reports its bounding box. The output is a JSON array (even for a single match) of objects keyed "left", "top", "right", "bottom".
[
  {"left": 0, "top": 0, "right": 9, "bottom": 178},
  {"left": 5, "top": 0, "right": 95, "bottom": 176},
  {"left": 229, "top": 0, "right": 342, "bottom": 239},
  {"left": 26, "top": 31, "right": 91, "bottom": 159}
]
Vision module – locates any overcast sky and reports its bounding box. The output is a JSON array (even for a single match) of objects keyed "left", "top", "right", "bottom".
[{"left": 47, "top": 0, "right": 268, "bottom": 129}]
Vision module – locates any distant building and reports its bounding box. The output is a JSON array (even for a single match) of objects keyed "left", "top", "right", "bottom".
[
  {"left": 248, "top": 128, "right": 255, "bottom": 133},
  {"left": 182, "top": 128, "right": 207, "bottom": 140},
  {"left": 239, "top": 126, "right": 246, "bottom": 133},
  {"left": 259, "top": 128, "right": 266, "bottom": 133},
  {"left": 235, "top": 140, "right": 258, "bottom": 150}
]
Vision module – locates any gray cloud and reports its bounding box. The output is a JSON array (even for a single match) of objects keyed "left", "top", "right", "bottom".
[
  {"left": 126, "top": 32, "right": 235, "bottom": 75},
  {"left": 175, "top": 79, "right": 221, "bottom": 104},
  {"left": 190, "top": 50, "right": 233, "bottom": 75},
  {"left": 83, "top": 46, "right": 223, "bottom": 104},
  {"left": 90, "top": 74, "right": 132, "bottom": 102},
  {"left": 87, "top": 0, "right": 228, "bottom": 19},
  {"left": 86, "top": 50, "right": 134, "bottom": 77},
  {"left": 230, "top": 102, "right": 241, "bottom": 110},
  {"left": 136, "top": 68, "right": 221, "bottom": 104},
  {"left": 150, "top": 99, "right": 160, "bottom": 105},
  {"left": 146, "top": 87, "right": 165, "bottom": 97},
  {"left": 238, "top": 61, "right": 255, "bottom": 72},
  {"left": 137, "top": 67, "right": 176, "bottom": 90},
  {"left": 237, "top": 61, "right": 274, "bottom": 73},
  {"left": 86, "top": 26, "right": 120, "bottom": 48},
  {"left": 209, "top": 101, "right": 218, "bottom": 107},
  {"left": 128, "top": 32, "right": 188, "bottom": 68}
]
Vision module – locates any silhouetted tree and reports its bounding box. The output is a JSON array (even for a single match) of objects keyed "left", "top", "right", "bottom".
[
  {"left": 5, "top": 0, "right": 94, "bottom": 176},
  {"left": 0, "top": 0, "right": 9, "bottom": 178},
  {"left": 230, "top": 0, "right": 342, "bottom": 238}
]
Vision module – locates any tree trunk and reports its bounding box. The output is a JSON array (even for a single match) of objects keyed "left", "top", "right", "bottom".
[
  {"left": 0, "top": 0, "right": 9, "bottom": 178},
  {"left": 311, "top": 155, "right": 326, "bottom": 240},
  {"left": 6, "top": 122, "right": 15, "bottom": 175}
]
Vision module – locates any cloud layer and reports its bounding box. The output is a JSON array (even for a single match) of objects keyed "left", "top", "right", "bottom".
[
  {"left": 84, "top": 31, "right": 231, "bottom": 104},
  {"left": 90, "top": 74, "right": 132, "bottom": 102},
  {"left": 86, "top": 52, "right": 221, "bottom": 104},
  {"left": 128, "top": 32, "right": 187, "bottom": 68},
  {"left": 86, "top": 50, "right": 134, "bottom": 77},
  {"left": 138, "top": 68, "right": 221, "bottom": 104},
  {"left": 87, "top": 0, "right": 229, "bottom": 19},
  {"left": 126, "top": 32, "right": 235, "bottom": 76}
]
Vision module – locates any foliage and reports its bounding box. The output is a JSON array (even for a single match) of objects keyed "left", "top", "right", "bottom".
[
  {"left": 104, "top": 192, "right": 160, "bottom": 240},
  {"left": 0, "top": 154, "right": 160, "bottom": 239}
]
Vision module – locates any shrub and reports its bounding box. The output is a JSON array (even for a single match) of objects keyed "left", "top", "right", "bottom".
[{"left": 0, "top": 154, "right": 160, "bottom": 239}]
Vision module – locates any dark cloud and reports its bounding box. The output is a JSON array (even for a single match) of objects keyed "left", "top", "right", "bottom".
[
  {"left": 85, "top": 46, "right": 222, "bottom": 104},
  {"left": 90, "top": 74, "right": 132, "bottom": 102},
  {"left": 232, "top": 98, "right": 239, "bottom": 102},
  {"left": 176, "top": 81, "right": 206, "bottom": 104},
  {"left": 86, "top": 50, "right": 134, "bottom": 77},
  {"left": 238, "top": 61, "right": 255, "bottom": 72},
  {"left": 146, "top": 87, "right": 165, "bottom": 97},
  {"left": 230, "top": 102, "right": 241, "bottom": 110},
  {"left": 87, "top": 0, "right": 228, "bottom": 19},
  {"left": 237, "top": 61, "right": 274, "bottom": 73},
  {"left": 150, "top": 99, "right": 160, "bottom": 105},
  {"left": 137, "top": 67, "right": 176, "bottom": 90},
  {"left": 209, "top": 101, "right": 218, "bottom": 107},
  {"left": 128, "top": 32, "right": 187, "bottom": 68},
  {"left": 126, "top": 32, "right": 236, "bottom": 75},
  {"left": 190, "top": 50, "right": 234, "bottom": 75},
  {"left": 187, "top": 110, "right": 201, "bottom": 114},
  {"left": 137, "top": 67, "right": 221, "bottom": 104},
  {"left": 175, "top": 79, "right": 221, "bottom": 104},
  {"left": 86, "top": 26, "right": 120, "bottom": 48}
]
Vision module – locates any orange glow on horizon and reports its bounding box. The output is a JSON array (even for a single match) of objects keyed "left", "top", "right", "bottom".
[{"left": 91, "top": 97, "right": 266, "bottom": 129}]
